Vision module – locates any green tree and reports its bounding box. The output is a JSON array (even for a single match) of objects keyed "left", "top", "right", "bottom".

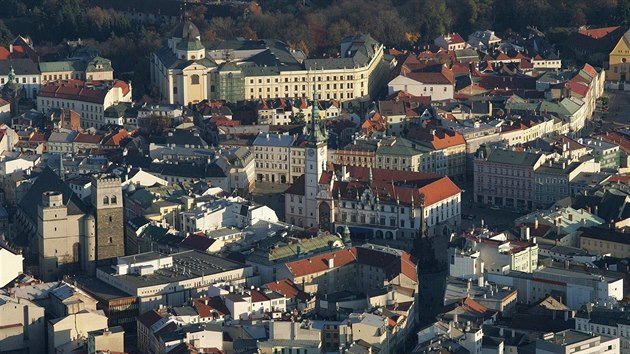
[
  {"left": 0, "top": 20, "right": 13, "bottom": 46},
  {"left": 618, "top": 0, "right": 630, "bottom": 27},
  {"left": 290, "top": 112, "right": 306, "bottom": 125}
]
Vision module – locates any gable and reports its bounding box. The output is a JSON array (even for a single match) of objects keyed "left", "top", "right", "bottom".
[
  {"left": 388, "top": 75, "right": 423, "bottom": 86},
  {"left": 612, "top": 34, "right": 630, "bottom": 55}
]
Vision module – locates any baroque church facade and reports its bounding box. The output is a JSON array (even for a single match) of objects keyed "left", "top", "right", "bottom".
[{"left": 151, "top": 19, "right": 390, "bottom": 105}]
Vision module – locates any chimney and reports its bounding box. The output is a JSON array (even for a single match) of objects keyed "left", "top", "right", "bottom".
[
  {"left": 534, "top": 218, "right": 539, "bottom": 229},
  {"left": 9, "top": 44, "right": 13, "bottom": 53},
  {"left": 328, "top": 258, "right": 334, "bottom": 268}
]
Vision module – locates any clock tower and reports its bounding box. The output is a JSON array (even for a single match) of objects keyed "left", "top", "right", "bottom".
[{"left": 304, "top": 70, "right": 327, "bottom": 228}]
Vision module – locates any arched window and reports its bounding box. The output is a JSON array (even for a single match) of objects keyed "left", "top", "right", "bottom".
[
  {"left": 191, "top": 74, "right": 200, "bottom": 85},
  {"left": 103, "top": 196, "right": 109, "bottom": 205},
  {"left": 111, "top": 196, "right": 117, "bottom": 205}
]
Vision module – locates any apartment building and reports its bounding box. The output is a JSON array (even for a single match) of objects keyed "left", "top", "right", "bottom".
[
  {"left": 474, "top": 148, "right": 546, "bottom": 210},
  {"left": 36, "top": 79, "right": 132, "bottom": 129}
]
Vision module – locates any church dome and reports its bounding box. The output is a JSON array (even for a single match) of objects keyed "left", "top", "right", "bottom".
[{"left": 171, "top": 20, "right": 201, "bottom": 40}]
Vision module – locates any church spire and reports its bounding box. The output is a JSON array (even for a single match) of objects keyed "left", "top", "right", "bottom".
[{"left": 307, "top": 66, "right": 326, "bottom": 146}]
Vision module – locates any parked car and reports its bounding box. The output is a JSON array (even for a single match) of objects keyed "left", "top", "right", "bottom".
[{"left": 489, "top": 205, "right": 501, "bottom": 210}]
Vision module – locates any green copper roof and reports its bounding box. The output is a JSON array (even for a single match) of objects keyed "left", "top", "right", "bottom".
[
  {"left": 176, "top": 39, "right": 205, "bottom": 51},
  {"left": 39, "top": 60, "right": 86, "bottom": 72},
  {"left": 246, "top": 233, "right": 343, "bottom": 265}
]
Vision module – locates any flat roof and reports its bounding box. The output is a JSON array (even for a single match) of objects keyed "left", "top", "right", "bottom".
[
  {"left": 543, "top": 330, "right": 594, "bottom": 345},
  {"left": 73, "top": 276, "right": 136, "bottom": 301},
  {"left": 98, "top": 250, "right": 248, "bottom": 291}
]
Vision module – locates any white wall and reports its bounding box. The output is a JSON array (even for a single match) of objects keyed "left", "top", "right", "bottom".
[{"left": 0, "top": 247, "right": 23, "bottom": 287}]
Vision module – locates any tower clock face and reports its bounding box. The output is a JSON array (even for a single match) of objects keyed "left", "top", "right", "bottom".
[{"left": 308, "top": 148, "right": 315, "bottom": 157}]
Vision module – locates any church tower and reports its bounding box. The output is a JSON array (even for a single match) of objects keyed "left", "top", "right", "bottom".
[
  {"left": 304, "top": 70, "right": 327, "bottom": 228},
  {"left": 91, "top": 175, "right": 124, "bottom": 264}
]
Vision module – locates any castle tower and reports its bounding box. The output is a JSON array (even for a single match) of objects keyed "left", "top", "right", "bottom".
[
  {"left": 90, "top": 175, "right": 124, "bottom": 263},
  {"left": 304, "top": 68, "right": 328, "bottom": 228},
  {"left": 37, "top": 191, "right": 75, "bottom": 281}
]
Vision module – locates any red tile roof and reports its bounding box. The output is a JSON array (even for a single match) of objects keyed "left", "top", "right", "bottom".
[
  {"left": 250, "top": 289, "right": 269, "bottom": 303},
  {"left": 405, "top": 65, "right": 455, "bottom": 85},
  {"left": 192, "top": 296, "right": 229, "bottom": 318},
  {"left": 407, "top": 127, "right": 466, "bottom": 150},
  {"left": 286, "top": 248, "right": 357, "bottom": 277},
  {"left": 566, "top": 79, "right": 589, "bottom": 97},
  {"left": 285, "top": 246, "right": 417, "bottom": 281},
  {"left": 578, "top": 26, "right": 622, "bottom": 39},
  {"left": 334, "top": 165, "right": 461, "bottom": 207},
  {"left": 0, "top": 45, "right": 28, "bottom": 60},
  {"left": 463, "top": 297, "right": 490, "bottom": 314},
  {"left": 265, "top": 279, "right": 308, "bottom": 300},
  {"left": 448, "top": 33, "right": 466, "bottom": 44},
  {"left": 608, "top": 175, "right": 630, "bottom": 185},
  {"left": 102, "top": 129, "right": 129, "bottom": 146},
  {"left": 581, "top": 63, "right": 597, "bottom": 78},
  {"left": 74, "top": 132, "right": 103, "bottom": 144},
  {"left": 29, "top": 133, "right": 47, "bottom": 142},
  {"left": 38, "top": 80, "right": 130, "bottom": 104},
  {"left": 597, "top": 132, "right": 630, "bottom": 153},
  {"left": 0, "top": 98, "right": 9, "bottom": 107}
]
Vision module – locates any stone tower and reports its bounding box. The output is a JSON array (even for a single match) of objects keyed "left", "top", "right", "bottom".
[
  {"left": 90, "top": 175, "right": 124, "bottom": 263},
  {"left": 37, "top": 191, "right": 77, "bottom": 281}
]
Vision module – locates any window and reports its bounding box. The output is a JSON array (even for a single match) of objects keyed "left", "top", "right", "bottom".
[
  {"left": 191, "top": 74, "right": 200, "bottom": 85},
  {"left": 111, "top": 196, "right": 117, "bottom": 204},
  {"left": 103, "top": 196, "right": 109, "bottom": 205}
]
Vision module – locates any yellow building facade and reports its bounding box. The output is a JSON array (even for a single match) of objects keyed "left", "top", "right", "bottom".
[{"left": 608, "top": 30, "right": 630, "bottom": 82}]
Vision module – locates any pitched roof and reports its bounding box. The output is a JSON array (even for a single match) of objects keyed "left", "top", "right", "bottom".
[
  {"left": 192, "top": 296, "right": 229, "bottom": 317},
  {"left": 181, "top": 234, "right": 217, "bottom": 251},
  {"left": 407, "top": 127, "right": 466, "bottom": 150},
  {"left": 285, "top": 248, "right": 358, "bottom": 277},
  {"left": 74, "top": 132, "right": 103, "bottom": 144},
  {"left": 403, "top": 65, "right": 455, "bottom": 85},
  {"left": 137, "top": 310, "right": 164, "bottom": 328},
  {"left": 18, "top": 167, "right": 90, "bottom": 225},
  {"left": 333, "top": 165, "right": 461, "bottom": 207},
  {"left": 284, "top": 246, "right": 417, "bottom": 281},
  {"left": 578, "top": 26, "right": 622, "bottom": 39},
  {"left": 264, "top": 279, "right": 308, "bottom": 300},
  {"left": 38, "top": 79, "right": 130, "bottom": 104}
]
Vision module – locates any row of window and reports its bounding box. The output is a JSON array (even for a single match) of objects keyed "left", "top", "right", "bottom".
[
  {"left": 0, "top": 76, "right": 36, "bottom": 84},
  {"left": 251, "top": 74, "right": 361, "bottom": 85}
]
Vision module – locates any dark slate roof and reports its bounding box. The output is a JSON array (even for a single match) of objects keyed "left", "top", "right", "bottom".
[
  {"left": 165, "top": 130, "right": 208, "bottom": 147},
  {"left": 575, "top": 307, "right": 630, "bottom": 326},
  {"left": 181, "top": 234, "right": 217, "bottom": 251},
  {"left": 486, "top": 149, "right": 543, "bottom": 167},
  {"left": 578, "top": 226, "right": 630, "bottom": 245},
  {"left": 18, "top": 167, "right": 90, "bottom": 223},
  {"left": 152, "top": 162, "right": 226, "bottom": 179},
  {"left": 0, "top": 58, "right": 40, "bottom": 76},
  {"left": 154, "top": 47, "right": 216, "bottom": 70}
]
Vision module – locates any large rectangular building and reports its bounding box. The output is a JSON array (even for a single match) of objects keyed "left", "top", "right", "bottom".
[
  {"left": 151, "top": 21, "right": 391, "bottom": 106},
  {"left": 474, "top": 148, "right": 546, "bottom": 210},
  {"left": 96, "top": 250, "right": 253, "bottom": 313},
  {"left": 36, "top": 79, "right": 132, "bottom": 129}
]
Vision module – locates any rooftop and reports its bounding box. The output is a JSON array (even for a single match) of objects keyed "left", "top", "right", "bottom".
[{"left": 97, "top": 250, "right": 248, "bottom": 293}]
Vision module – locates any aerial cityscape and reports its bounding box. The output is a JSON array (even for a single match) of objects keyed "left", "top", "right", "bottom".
[{"left": 2, "top": 0, "right": 630, "bottom": 353}]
